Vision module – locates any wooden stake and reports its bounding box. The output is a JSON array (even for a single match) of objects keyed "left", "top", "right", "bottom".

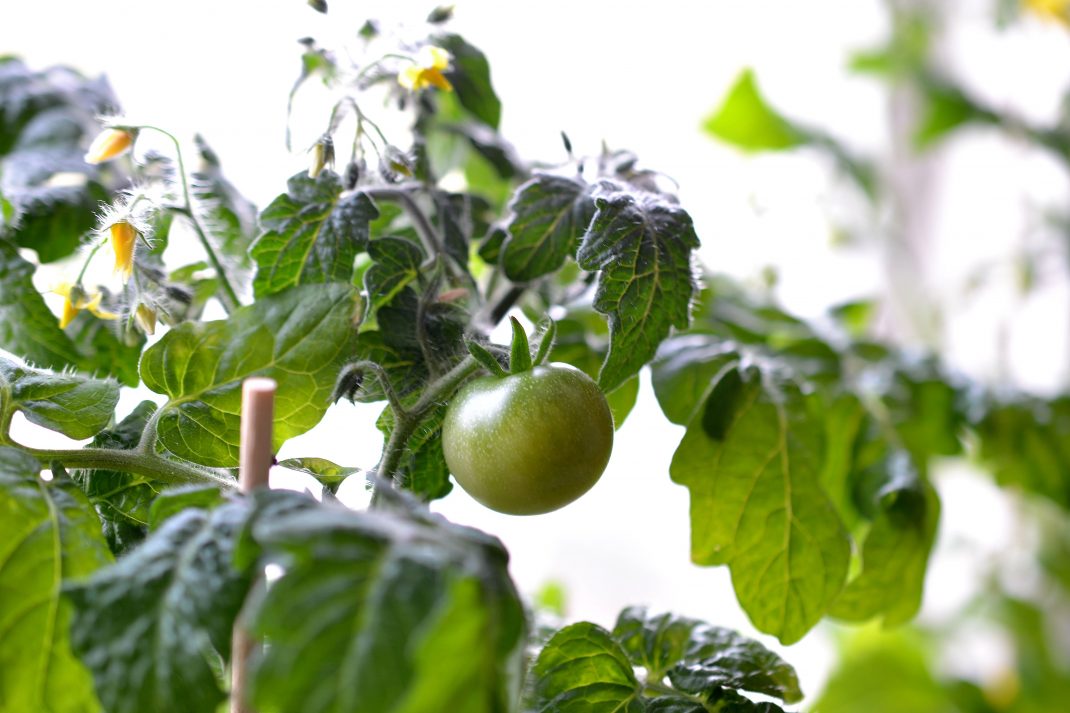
[{"left": 231, "top": 377, "right": 276, "bottom": 713}]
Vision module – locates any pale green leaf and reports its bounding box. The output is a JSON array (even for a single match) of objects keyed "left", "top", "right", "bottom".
[
  {"left": 0, "top": 446, "right": 111, "bottom": 713},
  {"left": 0, "top": 355, "right": 118, "bottom": 439},
  {"left": 140, "top": 283, "right": 362, "bottom": 467},
  {"left": 703, "top": 70, "right": 805, "bottom": 152}
]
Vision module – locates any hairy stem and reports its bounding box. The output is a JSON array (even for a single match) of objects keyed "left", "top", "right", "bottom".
[
  {"left": 140, "top": 125, "right": 241, "bottom": 313},
  {"left": 10, "top": 442, "right": 237, "bottom": 489}
]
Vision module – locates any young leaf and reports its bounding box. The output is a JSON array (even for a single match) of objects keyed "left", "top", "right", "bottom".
[
  {"left": 830, "top": 452, "right": 940, "bottom": 625},
  {"left": 530, "top": 622, "right": 644, "bottom": 713},
  {"left": 277, "top": 456, "right": 359, "bottom": 494},
  {"left": 0, "top": 354, "right": 119, "bottom": 439},
  {"left": 576, "top": 190, "right": 700, "bottom": 392},
  {"left": 0, "top": 447, "right": 112, "bottom": 713},
  {"left": 703, "top": 69, "right": 805, "bottom": 152},
  {"left": 246, "top": 491, "right": 526, "bottom": 713},
  {"left": 501, "top": 173, "right": 593, "bottom": 281},
  {"left": 364, "top": 236, "right": 424, "bottom": 311},
  {"left": 0, "top": 238, "right": 84, "bottom": 370},
  {"left": 251, "top": 171, "right": 379, "bottom": 297},
  {"left": 65, "top": 501, "right": 253, "bottom": 713},
  {"left": 433, "top": 33, "right": 502, "bottom": 129},
  {"left": 669, "top": 366, "right": 850, "bottom": 644},
  {"left": 71, "top": 401, "right": 160, "bottom": 554},
  {"left": 140, "top": 283, "right": 362, "bottom": 467}
]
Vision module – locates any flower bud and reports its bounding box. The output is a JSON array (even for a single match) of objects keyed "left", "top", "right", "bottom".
[
  {"left": 308, "top": 136, "right": 335, "bottom": 179},
  {"left": 84, "top": 128, "right": 135, "bottom": 164},
  {"left": 110, "top": 221, "right": 138, "bottom": 281},
  {"left": 135, "top": 303, "right": 158, "bottom": 335}
]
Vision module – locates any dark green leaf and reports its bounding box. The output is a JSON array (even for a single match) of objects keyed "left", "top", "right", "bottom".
[
  {"left": 831, "top": 452, "right": 940, "bottom": 625},
  {"left": 8, "top": 180, "right": 108, "bottom": 263},
  {"left": 71, "top": 401, "right": 159, "bottom": 554},
  {"left": 251, "top": 171, "right": 378, "bottom": 297},
  {"left": 531, "top": 622, "right": 643, "bottom": 713},
  {"left": 434, "top": 34, "right": 501, "bottom": 129},
  {"left": 703, "top": 70, "right": 805, "bottom": 152},
  {"left": 147, "top": 484, "right": 226, "bottom": 530},
  {"left": 577, "top": 189, "right": 699, "bottom": 392},
  {"left": 501, "top": 173, "right": 593, "bottom": 282},
  {"left": 140, "top": 283, "right": 362, "bottom": 467},
  {"left": 0, "top": 354, "right": 118, "bottom": 439},
  {"left": 246, "top": 491, "right": 525, "bottom": 713},
  {"left": 364, "top": 236, "right": 424, "bottom": 311},
  {"left": 66, "top": 501, "right": 253, "bottom": 713},
  {"left": 0, "top": 446, "right": 111, "bottom": 713},
  {"left": 669, "top": 366, "right": 850, "bottom": 644},
  {"left": 0, "top": 238, "right": 84, "bottom": 370},
  {"left": 914, "top": 80, "right": 997, "bottom": 150}
]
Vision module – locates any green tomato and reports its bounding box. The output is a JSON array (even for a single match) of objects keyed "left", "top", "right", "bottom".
[{"left": 442, "top": 363, "right": 614, "bottom": 515}]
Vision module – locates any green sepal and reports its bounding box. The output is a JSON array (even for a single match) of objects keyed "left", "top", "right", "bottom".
[{"left": 508, "top": 315, "right": 532, "bottom": 373}]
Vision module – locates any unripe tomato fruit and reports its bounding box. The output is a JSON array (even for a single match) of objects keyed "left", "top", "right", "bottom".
[{"left": 442, "top": 363, "right": 614, "bottom": 515}]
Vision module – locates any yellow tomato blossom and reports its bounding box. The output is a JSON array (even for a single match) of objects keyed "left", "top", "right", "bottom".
[
  {"left": 84, "top": 128, "right": 136, "bottom": 164},
  {"left": 110, "top": 220, "right": 138, "bottom": 281},
  {"left": 1024, "top": 0, "right": 1070, "bottom": 25},
  {"left": 52, "top": 283, "right": 119, "bottom": 329},
  {"left": 398, "top": 46, "right": 453, "bottom": 92}
]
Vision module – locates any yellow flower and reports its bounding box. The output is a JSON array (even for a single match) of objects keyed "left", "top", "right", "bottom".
[
  {"left": 52, "top": 283, "right": 119, "bottom": 329},
  {"left": 398, "top": 46, "right": 453, "bottom": 92},
  {"left": 110, "top": 221, "right": 138, "bottom": 281},
  {"left": 84, "top": 128, "right": 136, "bottom": 164},
  {"left": 1024, "top": 0, "right": 1070, "bottom": 25}
]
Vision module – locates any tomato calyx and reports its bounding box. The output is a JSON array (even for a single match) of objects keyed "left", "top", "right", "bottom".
[{"left": 465, "top": 315, "right": 557, "bottom": 378}]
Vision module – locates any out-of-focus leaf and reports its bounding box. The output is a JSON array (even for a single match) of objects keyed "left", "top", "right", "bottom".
[
  {"left": 140, "top": 283, "right": 362, "bottom": 467},
  {"left": 914, "top": 80, "right": 997, "bottom": 150},
  {"left": 190, "top": 134, "right": 257, "bottom": 288},
  {"left": 434, "top": 34, "right": 501, "bottom": 129},
  {"left": 66, "top": 502, "right": 253, "bottom": 713},
  {"left": 376, "top": 400, "right": 451, "bottom": 500},
  {"left": 703, "top": 70, "right": 805, "bottom": 152},
  {"left": 0, "top": 447, "right": 111, "bottom": 713}
]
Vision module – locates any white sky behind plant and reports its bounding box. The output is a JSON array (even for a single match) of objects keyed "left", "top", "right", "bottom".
[{"left": 5, "top": 0, "right": 1070, "bottom": 700}]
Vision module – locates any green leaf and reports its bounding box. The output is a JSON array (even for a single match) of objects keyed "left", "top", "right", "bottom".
[
  {"left": 612, "top": 607, "right": 802, "bottom": 703},
  {"left": 65, "top": 501, "right": 253, "bottom": 713},
  {"left": 651, "top": 336, "right": 741, "bottom": 426},
  {"left": 0, "top": 238, "right": 84, "bottom": 370},
  {"left": 364, "top": 236, "right": 424, "bottom": 311},
  {"left": 251, "top": 171, "right": 379, "bottom": 297},
  {"left": 0, "top": 446, "right": 111, "bottom": 713},
  {"left": 669, "top": 366, "right": 850, "bottom": 644},
  {"left": 914, "top": 81, "right": 996, "bottom": 150},
  {"left": 0, "top": 354, "right": 118, "bottom": 439},
  {"left": 246, "top": 491, "right": 525, "bottom": 713},
  {"left": 703, "top": 70, "right": 805, "bottom": 152},
  {"left": 531, "top": 622, "right": 643, "bottom": 713},
  {"left": 376, "top": 400, "right": 452, "bottom": 500},
  {"left": 71, "top": 401, "right": 159, "bottom": 554},
  {"left": 190, "top": 134, "right": 257, "bottom": 283},
  {"left": 434, "top": 33, "right": 501, "bottom": 129},
  {"left": 277, "top": 457, "right": 359, "bottom": 494},
  {"left": 577, "top": 189, "right": 699, "bottom": 392},
  {"left": 140, "top": 283, "right": 362, "bottom": 467},
  {"left": 501, "top": 173, "right": 593, "bottom": 281},
  {"left": 147, "top": 484, "right": 226, "bottom": 530},
  {"left": 883, "top": 365, "right": 965, "bottom": 459},
  {"left": 8, "top": 181, "right": 108, "bottom": 263},
  {"left": 830, "top": 452, "right": 940, "bottom": 625}
]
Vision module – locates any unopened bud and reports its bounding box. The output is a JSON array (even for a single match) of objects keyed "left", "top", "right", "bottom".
[
  {"left": 110, "top": 221, "right": 138, "bottom": 281},
  {"left": 84, "top": 128, "right": 136, "bottom": 164},
  {"left": 134, "top": 303, "right": 158, "bottom": 335},
  {"left": 308, "top": 136, "right": 335, "bottom": 179}
]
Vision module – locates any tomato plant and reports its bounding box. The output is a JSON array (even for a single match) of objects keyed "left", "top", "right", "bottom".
[{"left": 1, "top": 3, "right": 1068, "bottom": 713}]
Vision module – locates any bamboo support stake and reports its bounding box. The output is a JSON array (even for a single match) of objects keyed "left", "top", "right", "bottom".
[{"left": 231, "top": 377, "right": 276, "bottom": 713}]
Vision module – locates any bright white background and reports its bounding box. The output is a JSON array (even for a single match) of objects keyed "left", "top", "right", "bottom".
[{"left": 5, "top": 0, "right": 1070, "bottom": 701}]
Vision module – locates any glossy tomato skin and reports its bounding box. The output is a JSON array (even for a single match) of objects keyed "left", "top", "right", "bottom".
[{"left": 442, "top": 363, "right": 614, "bottom": 515}]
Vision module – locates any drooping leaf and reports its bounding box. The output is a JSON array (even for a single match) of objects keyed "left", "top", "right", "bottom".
[
  {"left": 65, "top": 501, "right": 253, "bottom": 713},
  {"left": 434, "top": 33, "right": 501, "bottom": 129},
  {"left": 246, "top": 489, "right": 526, "bottom": 713},
  {"left": 251, "top": 171, "right": 378, "bottom": 297},
  {"left": 0, "top": 447, "right": 111, "bottom": 713},
  {"left": 277, "top": 457, "right": 359, "bottom": 494},
  {"left": 500, "top": 173, "right": 593, "bottom": 281},
  {"left": 0, "top": 354, "right": 118, "bottom": 439},
  {"left": 651, "top": 336, "right": 741, "bottom": 426},
  {"left": 7, "top": 180, "right": 108, "bottom": 263},
  {"left": 70, "top": 401, "right": 159, "bottom": 554},
  {"left": 140, "top": 283, "right": 362, "bottom": 467},
  {"left": 669, "top": 366, "right": 850, "bottom": 644},
  {"left": 364, "top": 236, "right": 424, "bottom": 311},
  {"left": 830, "top": 451, "right": 940, "bottom": 625},
  {"left": 703, "top": 69, "right": 805, "bottom": 152},
  {"left": 612, "top": 607, "right": 802, "bottom": 704},
  {"left": 530, "top": 622, "right": 644, "bottom": 713},
  {"left": 0, "top": 238, "right": 84, "bottom": 370},
  {"left": 577, "top": 189, "right": 699, "bottom": 392},
  {"left": 189, "top": 134, "right": 257, "bottom": 285}
]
